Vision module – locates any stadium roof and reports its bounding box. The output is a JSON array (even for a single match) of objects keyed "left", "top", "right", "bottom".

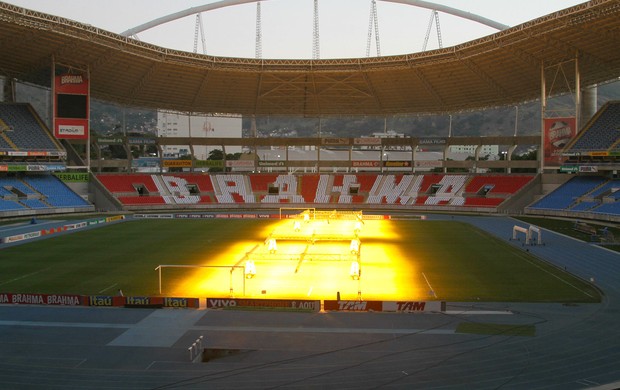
[{"left": 0, "top": 1, "right": 619, "bottom": 117}]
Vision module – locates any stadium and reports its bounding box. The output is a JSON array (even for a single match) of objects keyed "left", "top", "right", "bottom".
[{"left": 0, "top": 0, "right": 619, "bottom": 388}]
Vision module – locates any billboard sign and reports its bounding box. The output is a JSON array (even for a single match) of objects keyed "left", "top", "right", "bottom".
[
  {"left": 543, "top": 117, "right": 576, "bottom": 167},
  {"left": 54, "top": 74, "right": 89, "bottom": 139}
]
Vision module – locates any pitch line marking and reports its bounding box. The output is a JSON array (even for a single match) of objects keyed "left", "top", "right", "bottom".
[
  {"left": 0, "top": 266, "right": 52, "bottom": 287},
  {"left": 98, "top": 283, "right": 118, "bottom": 294},
  {"left": 515, "top": 252, "right": 595, "bottom": 298},
  {"left": 422, "top": 272, "right": 437, "bottom": 298}
]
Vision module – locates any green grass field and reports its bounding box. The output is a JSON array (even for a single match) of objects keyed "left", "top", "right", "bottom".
[
  {"left": 516, "top": 216, "right": 620, "bottom": 252},
  {"left": 0, "top": 218, "right": 600, "bottom": 303}
]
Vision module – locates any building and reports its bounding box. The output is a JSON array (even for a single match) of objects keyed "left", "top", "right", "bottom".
[
  {"left": 449, "top": 144, "right": 499, "bottom": 158},
  {"left": 157, "top": 111, "right": 242, "bottom": 159}
]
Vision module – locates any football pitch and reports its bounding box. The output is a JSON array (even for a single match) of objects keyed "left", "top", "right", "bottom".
[{"left": 0, "top": 217, "right": 600, "bottom": 303}]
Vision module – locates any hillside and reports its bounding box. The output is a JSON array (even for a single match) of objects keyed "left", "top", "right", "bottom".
[{"left": 10, "top": 79, "right": 620, "bottom": 139}]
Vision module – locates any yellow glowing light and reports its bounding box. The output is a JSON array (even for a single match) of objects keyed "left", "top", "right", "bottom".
[{"left": 164, "top": 215, "right": 427, "bottom": 300}]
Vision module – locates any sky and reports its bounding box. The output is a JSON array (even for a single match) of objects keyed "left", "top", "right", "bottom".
[{"left": 6, "top": 0, "right": 586, "bottom": 59}]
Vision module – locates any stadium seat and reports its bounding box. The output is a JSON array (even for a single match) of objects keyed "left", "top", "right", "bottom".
[
  {"left": 314, "top": 175, "right": 331, "bottom": 203},
  {"left": 567, "top": 102, "right": 620, "bottom": 152},
  {"left": 0, "top": 103, "right": 62, "bottom": 152},
  {"left": 529, "top": 176, "right": 607, "bottom": 210},
  {"left": 300, "top": 174, "right": 321, "bottom": 203},
  {"left": 249, "top": 174, "right": 278, "bottom": 192},
  {"left": 25, "top": 175, "right": 90, "bottom": 208}
]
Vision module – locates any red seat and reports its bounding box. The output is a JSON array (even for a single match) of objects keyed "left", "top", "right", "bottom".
[
  {"left": 300, "top": 175, "right": 321, "bottom": 203},
  {"left": 249, "top": 174, "right": 278, "bottom": 192},
  {"left": 117, "top": 196, "right": 165, "bottom": 205}
]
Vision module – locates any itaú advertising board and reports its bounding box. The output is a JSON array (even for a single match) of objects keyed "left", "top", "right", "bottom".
[
  {"left": 323, "top": 300, "right": 444, "bottom": 313},
  {"left": 0, "top": 293, "right": 200, "bottom": 308}
]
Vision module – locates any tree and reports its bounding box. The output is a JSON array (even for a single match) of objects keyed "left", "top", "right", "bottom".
[{"left": 207, "top": 149, "right": 224, "bottom": 160}]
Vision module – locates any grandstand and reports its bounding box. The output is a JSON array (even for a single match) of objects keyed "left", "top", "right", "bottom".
[
  {"left": 564, "top": 101, "right": 620, "bottom": 153},
  {"left": 0, "top": 174, "right": 91, "bottom": 213},
  {"left": 94, "top": 172, "right": 536, "bottom": 212},
  {"left": 526, "top": 176, "right": 620, "bottom": 219},
  {"left": 0, "top": 96, "right": 617, "bottom": 222},
  {"left": 0, "top": 5, "right": 615, "bottom": 225},
  {"left": 0, "top": 103, "right": 64, "bottom": 153},
  {"left": 0, "top": 103, "right": 65, "bottom": 156},
  {"left": 0, "top": 103, "right": 93, "bottom": 217}
]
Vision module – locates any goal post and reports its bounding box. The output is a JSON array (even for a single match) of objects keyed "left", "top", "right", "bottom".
[
  {"left": 154, "top": 264, "right": 245, "bottom": 296},
  {"left": 511, "top": 225, "right": 530, "bottom": 244},
  {"left": 528, "top": 225, "right": 543, "bottom": 245}
]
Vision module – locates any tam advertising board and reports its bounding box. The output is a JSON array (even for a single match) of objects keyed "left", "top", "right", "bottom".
[
  {"left": 383, "top": 301, "right": 445, "bottom": 313},
  {"left": 323, "top": 300, "right": 383, "bottom": 312},
  {"left": 54, "top": 74, "right": 89, "bottom": 139},
  {"left": 544, "top": 117, "right": 576, "bottom": 167}
]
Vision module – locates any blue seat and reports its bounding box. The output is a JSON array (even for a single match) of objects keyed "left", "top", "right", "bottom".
[
  {"left": 530, "top": 176, "right": 606, "bottom": 210},
  {"left": 0, "top": 103, "right": 63, "bottom": 152},
  {"left": 566, "top": 102, "right": 620, "bottom": 152},
  {"left": 24, "top": 175, "right": 91, "bottom": 207}
]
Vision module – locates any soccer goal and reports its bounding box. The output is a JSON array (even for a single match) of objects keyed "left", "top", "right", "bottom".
[
  {"left": 511, "top": 225, "right": 530, "bottom": 244},
  {"left": 511, "top": 224, "right": 543, "bottom": 245},
  {"left": 528, "top": 225, "right": 544, "bottom": 245},
  {"left": 154, "top": 264, "right": 246, "bottom": 296},
  {"left": 314, "top": 210, "right": 363, "bottom": 221},
  {"left": 279, "top": 207, "right": 316, "bottom": 220}
]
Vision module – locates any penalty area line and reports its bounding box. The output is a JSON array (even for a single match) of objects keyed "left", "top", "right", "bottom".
[{"left": 422, "top": 272, "right": 438, "bottom": 298}]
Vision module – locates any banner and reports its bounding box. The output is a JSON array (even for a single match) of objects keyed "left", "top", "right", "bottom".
[
  {"left": 55, "top": 172, "right": 89, "bottom": 182},
  {"left": 382, "top": 301, "right": 445, "bottom": 313},
  {"left": 323, "top": 300, "right": 444, "bottom": 312},
  {"left": 0, "top": 293, "right": 83, "bottom": 306},
  {"left": 323, "top": 300, "right": 383, "bottom": 312},
  {"left": 54, "top": 74, "right": 89, "bottom": 139},
  {"left": 127, "top": 137, "right": 156, "bottom": 145},
  {"left": 384, "top": 161, "right": 411, "bottom": 167},
  {"left": 258, "top": 161, "right": 285, "bottom": 167},
  {"left": 419, "top": 138, "right": 447, "bottom": 145},
  {"left": 414, "top": 160, "right": 442, "bottom": 168},
  {"left": 206, "top": 298, "right": 320, "bottom": 312},
  {"left": 321, "top": 138, "right": 349, "bottom": 145},
  {"left": 96, "top": 137, "right": 124, "bottom": 145},
  {"left": 560, "top": 165, "right": 579, "bottom": 173},
  {"left": 163, "top": 160, "right": 192, "bottom": 168},
  {"left": 544, "top": 117, "right": 576, "bottom": 167},
  {"left": 195, "top": 160, "right": 224, "bottom": 168},
  {"left": 225, "top": 160, "right": 255, "bottom": 168},
  {"left": 352, "top": 161, "right": 380, "bottom": 167},
  {"left": 354, "top": 137, "right": 382, "bottom": 146}
]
